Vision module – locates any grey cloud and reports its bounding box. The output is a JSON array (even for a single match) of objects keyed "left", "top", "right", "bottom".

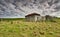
[{"left": 0, "top": 0, "right": 60, "bottom": 18}]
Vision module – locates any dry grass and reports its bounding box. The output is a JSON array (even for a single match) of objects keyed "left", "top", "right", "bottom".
[{"left": 0, "top": 19, "right": 60, "bottom": 37}]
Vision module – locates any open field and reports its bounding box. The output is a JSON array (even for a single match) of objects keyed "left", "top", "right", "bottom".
[{"left": 0, "top": 18, "right": 60, "bottom": 37}]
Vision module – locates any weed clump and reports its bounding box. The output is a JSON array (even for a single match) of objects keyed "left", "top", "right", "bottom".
[
  {"left": 11, "top": 21, "right": 13, "bottom": 24},
  {"left": 49, "top": 32, "right": 54, "bottom": 35},
  {"left": 39, "top": 31, "right": 45, "bottom": 35}
]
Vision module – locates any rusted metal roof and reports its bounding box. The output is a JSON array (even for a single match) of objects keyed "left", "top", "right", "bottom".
[{"left": 25, "top": 13, "right": 40, "bottom": 17}]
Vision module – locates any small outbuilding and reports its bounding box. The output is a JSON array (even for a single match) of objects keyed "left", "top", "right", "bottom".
[
  {"left": 25, "top": 13, "right": 41, "bottom": 22},
  {"left": 45, "top": 15, "right": 53, "bottom": 21}
]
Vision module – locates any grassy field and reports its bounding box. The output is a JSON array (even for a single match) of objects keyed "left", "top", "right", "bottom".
[{"left": 0, "top": 18, "right": 60, "bottom": 37}]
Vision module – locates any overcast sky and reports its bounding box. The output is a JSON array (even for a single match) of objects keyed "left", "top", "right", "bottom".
[{"left": 0, "top": 0, "right": 60, "bottom": 18}]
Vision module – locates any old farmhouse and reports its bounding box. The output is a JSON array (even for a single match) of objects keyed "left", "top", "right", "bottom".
[
  {"left": 25, "top": 13, "right": 53, "bottom": 22},
  {"left": 25, "top": 13, "right": 41, "bottom": 22}
]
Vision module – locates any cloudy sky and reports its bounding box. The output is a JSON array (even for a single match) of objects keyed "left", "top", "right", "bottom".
[{"left": 0, "top": 0, "right": 60, "bottom": 18}]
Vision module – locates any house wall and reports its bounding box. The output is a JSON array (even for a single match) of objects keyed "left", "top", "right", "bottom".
[
  {"left": 35, "top": 15, "right": 41, "bottom": 21},
  {"left": 25, "top": 15, "right": 41, "bottom": 22},
  {"left": 29, "top": 15, "right": 35, "bottom": 21},
  {"left": 25, "top": 15, "right": 35, "bottom": 22},
  {"left": 26, "top": 15, "right": 50, "bottom": 22},
  {"left": 41, "top": 16, "right": 46, "bottom": 21}
]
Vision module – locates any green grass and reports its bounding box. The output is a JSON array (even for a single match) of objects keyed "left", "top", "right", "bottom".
[{"left": 0, "top": 18, "right": 60, "bottom": 37}]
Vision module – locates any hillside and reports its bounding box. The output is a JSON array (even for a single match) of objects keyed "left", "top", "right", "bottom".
[{"left": 0, "top": 18, "right": 60, "bottom": 37}]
